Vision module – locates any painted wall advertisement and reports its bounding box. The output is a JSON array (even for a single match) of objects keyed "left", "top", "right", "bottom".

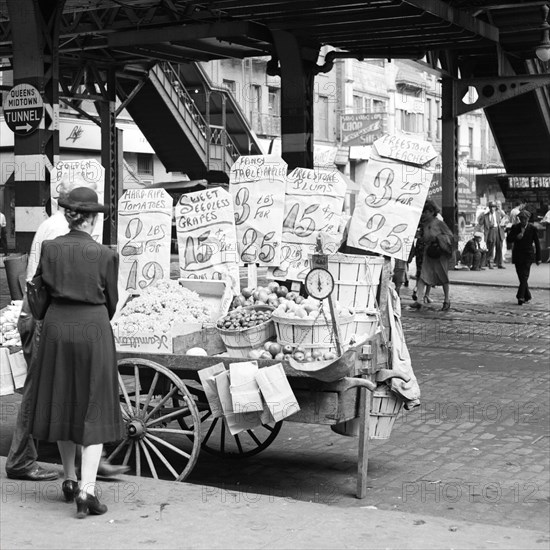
[{"left": 341, "top": 113, "right": 385, "bottom": 147}]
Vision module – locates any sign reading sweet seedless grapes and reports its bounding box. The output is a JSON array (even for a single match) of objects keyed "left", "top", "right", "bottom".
[
  {"left": 176, "top": 187, "right": 240, "bottom": 292},
  {"left": 117, "top": 189, "right": 172, "bottom": 293},
  {"left": 229, "top": 155, "right": 287, "bottom": 266},
  {"left": 347, "top": 133, "right": 437, "bottom": 261},
  {"left": 269, "top": 167, "right": 346, "bottom": 281}
]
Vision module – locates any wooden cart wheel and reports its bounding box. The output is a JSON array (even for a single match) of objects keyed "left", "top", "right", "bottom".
[
  {"left": 107, "top": 359, "right": 201, "bottom": 481},
  {"left": 174, "top": 384, "right": 283, "bottom": 459}
]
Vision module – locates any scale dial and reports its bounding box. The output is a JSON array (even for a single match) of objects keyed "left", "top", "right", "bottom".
[{"left": 305, "top": 268, "right": 335, "bottom": 300}]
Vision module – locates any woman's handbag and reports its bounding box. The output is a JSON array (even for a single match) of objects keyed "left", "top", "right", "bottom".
[
  {"left": 26, "top": 274, "right": 51, "bottom": 320},
  {"left": 426, "top": 241, "right": 442, "bottom": 259}
]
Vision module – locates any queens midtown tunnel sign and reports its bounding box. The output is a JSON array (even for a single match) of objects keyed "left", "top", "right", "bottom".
[{"left": 4, "top": 83, "right": 44, "bottom": 135}]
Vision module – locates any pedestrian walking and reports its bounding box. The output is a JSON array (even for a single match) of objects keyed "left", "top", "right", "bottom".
[
  {"left": 506, "top": 209, "right": 541, "bottom": 305},
  {"left": 26, "top": 187, "right": 124, "bottom": 518},
  {"left": 410, "top": 199, "right": 453, "bottom": 311}
]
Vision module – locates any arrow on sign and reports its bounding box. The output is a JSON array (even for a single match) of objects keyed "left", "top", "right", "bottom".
[{"left": 15, "top": 123, "right": 32, "bottom": 132}]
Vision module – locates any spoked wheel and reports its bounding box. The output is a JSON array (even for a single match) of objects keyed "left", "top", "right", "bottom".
[
  {"left": 174, "top": 384, "right": 283, "bottom": 458},
  {"left": 107, "top": 359, "right": 201, "bottom": 481}
]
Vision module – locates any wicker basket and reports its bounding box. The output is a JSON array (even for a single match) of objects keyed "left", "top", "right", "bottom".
[
  {"left": 331, "top": 384, "right": 403, "bottom": 440},
  {"left": 272, "top": 311, "right": 355, "bottom": 354},
  {"left": 217, "top": 305, "right": 276, "bottom": 358},
  {"left": 369, "top": 385, "right": 403, "bottom": 439},
  {"left": 325, "top": 253, "right": 385, "bottom": 312}
]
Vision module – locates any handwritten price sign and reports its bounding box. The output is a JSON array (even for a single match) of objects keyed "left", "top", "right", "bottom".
[
  {"left": 117, "top": 189, "right": 172, "bottom": 293},
  {"left": 175, "top": 187, "right": 240, "bottom": 293},
  {"left": 50, "top": 159, "right": 105, "bottom": 243},
  {"left": 269, "top": 167, "right": 346, "bottom": 281},
  {"left": 347, "top": 134, "right": 437, "bottom": 261},
  {"left": 230, "top": 155, "right": 287, "bottom": 266}
]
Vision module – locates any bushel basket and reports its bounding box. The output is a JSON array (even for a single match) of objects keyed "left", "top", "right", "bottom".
[{"left": 272, "top": 311, "right": 355, "bottom": 354}]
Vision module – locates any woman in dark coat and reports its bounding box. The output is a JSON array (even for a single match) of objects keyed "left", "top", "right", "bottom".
[
  {"left": 506, "top": 209, "right": 541, "bottom": 305},
  {"left": 410, "top": 199, "right": 453, "bottom": 311},
  {"left": 28, "top": 187, "right": 123, "bottom": 518}
]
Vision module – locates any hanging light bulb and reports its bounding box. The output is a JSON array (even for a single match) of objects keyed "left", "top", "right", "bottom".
[{"left": 535, "top": 4, "right": 550, "bottom": 62}]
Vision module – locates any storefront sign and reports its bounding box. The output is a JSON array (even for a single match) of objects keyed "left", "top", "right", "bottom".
[
  {"left": 269, "top": 167, "right": 346, "bottom": 281},
  {"left": 347, "top": 135, "right": 436, "bottom": 261},
  {"left": 175, "top": 187, "right": 240, "bottom": 292},
  {"left": 498, "top": 175, "right": 550, "bottom": 188},
  {"left": 229, "top": 155, "right": 287, "bottom": 266},
  {"left": 117, "top": 188, "right": 172, "bottom": 294},
  {"left": 50, "top": 158, "right": 105, "bottom": 243},
  {"left": 341, "top": 113, "right": 385, "bottom": 147}
]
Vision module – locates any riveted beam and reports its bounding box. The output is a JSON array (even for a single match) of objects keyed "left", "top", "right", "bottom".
[{"left": 454, "top": 75, "right": 550, "bottom": 117}]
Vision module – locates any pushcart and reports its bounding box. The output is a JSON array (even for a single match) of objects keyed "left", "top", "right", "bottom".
[{"left": 111, "top": 261, "right": 408, "bottom": 498}]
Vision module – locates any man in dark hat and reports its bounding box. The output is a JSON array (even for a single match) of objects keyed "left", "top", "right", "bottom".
[
  {"left": 506, "top": 209, "right": 541, "bottom": 305},
  {"left": 461, "top": 231, "right": 487, "bottom": 270},
  {"left": 479, "top": 201, "right": 506, "bottom": 269}
]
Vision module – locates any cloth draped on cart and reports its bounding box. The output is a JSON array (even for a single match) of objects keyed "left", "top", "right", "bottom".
[{"left": 387, "top": 288, "right": 421, "bottom": 409}]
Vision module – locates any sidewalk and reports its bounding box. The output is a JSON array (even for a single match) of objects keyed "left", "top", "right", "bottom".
[
  {"left": 447, "top": 261, "right": 550, "bottom": 289},
  {"left": 0, "top": 457, "right": 547, "bottom": 550}
]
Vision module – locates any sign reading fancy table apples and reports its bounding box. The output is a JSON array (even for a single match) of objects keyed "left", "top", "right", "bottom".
[
  {"left": 269, "top": 167, "right": 346, "bottom": 281},
  {"left": 117, "top": 189, "right": 172, "bottom": 294},
  {"left": 175, "top": 187, "right": 240, "bottom": 292},
  {"left": 229, "top": 155, "right": 287, "bottom": 266},
  {"left": 347, "top": 134, "right": 437, "bottom": 261}
]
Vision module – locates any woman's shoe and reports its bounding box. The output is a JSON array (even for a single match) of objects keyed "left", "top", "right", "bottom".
[
  {"left": 412, "top": 290, "right": 418, "bottom": 301},
  {"left": 409, "top": 302, "right": 422, "bottom": 310},
  {"left": 423, "top": 296, "right": 433, "bottom": 304},
  {"left": 75, "top": 490, "right": 108, "bottom": 519},
  {"left": 441, "top": 301, "right": 451, "bottom": 311},
  {"left": 62, "top": 480, "right": 79, "bottom": 503}
]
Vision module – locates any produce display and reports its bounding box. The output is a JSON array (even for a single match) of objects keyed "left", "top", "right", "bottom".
[
  {"left": 217, "top": 307, "right": 273, "bottom": 330},
  {"left": 112, "top": 279, "right": 212, "bottom": 334},
  {"left": 0, "top": 301, "right": 23, "bottom": 347},
  {"left": 248, "top": 340, "right": 337, "bottom": 363}
]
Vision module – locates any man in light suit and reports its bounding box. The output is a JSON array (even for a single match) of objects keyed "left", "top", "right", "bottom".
[{"left": 479, "top": 201, "right": 506, "bottom": 269}]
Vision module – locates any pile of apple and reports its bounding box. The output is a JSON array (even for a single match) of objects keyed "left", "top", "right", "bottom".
[
  {"left": 248, "top": 341, "right": 337, "bottom": 362},
  {"left": 229, "top": 281, "right": 299, "bottom": 310},
  {"left": 272, "top": 296, "right": 353, "bottom": 321},
  {"left": 217, "top": 308, "right": 273, "bottom": 331}
]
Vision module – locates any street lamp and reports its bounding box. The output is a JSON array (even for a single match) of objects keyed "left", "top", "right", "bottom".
[{"left": 535, "top": 4, "right": 550, "bottom": 62}]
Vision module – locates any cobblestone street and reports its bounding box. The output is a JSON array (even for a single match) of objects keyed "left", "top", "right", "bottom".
[{"left": 1, "top": 265, "right": 549, "bottom": 542}]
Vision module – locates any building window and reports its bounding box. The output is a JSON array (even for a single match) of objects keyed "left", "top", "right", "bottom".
[
  {"left": 372, "top": 99, "right": 385, "bottom": 113},
  {"left": 268, "top": 87, "right": 280, "bottom": 116},
  {"left": 137, "top": 154, "right": 153, "bottom": 176},
  {"left": 469, "top": 127, "right": 474, "bottom": 158},
  {"left": 353, "top": 94, "right": 363, "bottom": 113},
  {"left": 426, "top": 97, "right": 433, "bottom": 139},
  {"left": 315, "top": 95, "right": 329, "bottom": 140},
  {"left": 396, "top": 109, "right": 423, "bottom": 133}
]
